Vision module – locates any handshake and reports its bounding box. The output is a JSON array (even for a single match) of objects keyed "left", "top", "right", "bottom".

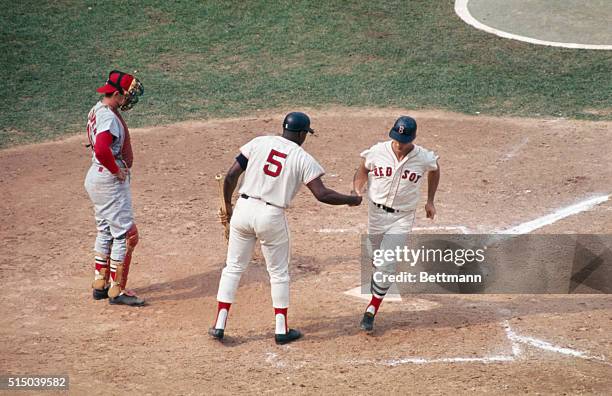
[{"left": 349, "top": 189, "right": 362, "bottom": 206}]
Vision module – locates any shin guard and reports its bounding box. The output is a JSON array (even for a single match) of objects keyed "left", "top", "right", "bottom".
[{"left": 92, "top": 253, "right": 110, "bottom": 290}]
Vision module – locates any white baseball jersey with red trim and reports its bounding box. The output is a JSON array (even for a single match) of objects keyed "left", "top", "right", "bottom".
[
  {"left": 361, "top": 141, "right": 438, "bottom": 211},
  {"left": 238, "top": 135, "right": 325, "bottom": 208}
]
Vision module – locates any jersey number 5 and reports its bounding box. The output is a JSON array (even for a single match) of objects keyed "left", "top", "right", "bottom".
[{"left": 263, "top": 149, "right": 287, "bottom": 177}]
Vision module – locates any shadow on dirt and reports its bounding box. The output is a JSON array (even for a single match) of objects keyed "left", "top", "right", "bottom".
[
  {"left": 300, "top": 295, "right": 612, "bottom": 340},
  {"left": 133, "top": 255, "right": 320, "bottom": 303}
]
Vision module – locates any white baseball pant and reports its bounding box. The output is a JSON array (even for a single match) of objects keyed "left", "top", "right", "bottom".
[
  {"left": 367, "top": 200, "right": 416, "bottom": 297},
  {"left": 217, "top": 196, "right": 291, "bottom": 308}
]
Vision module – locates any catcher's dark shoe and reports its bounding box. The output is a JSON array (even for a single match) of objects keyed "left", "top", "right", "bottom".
[
  {"left": 360, "top": 312, "right": 375, "bottom": 332},
  {"left": 208, "top": 327, "right": 224, "bottom": 341},
  {"left": 275, "top": 329, "right": 302, "bottom": 345},
  {"left": 109, "top": 290, "right": 145, "bottom": 307},
  {"left": 92, "top": 286, "right": 109, "bottom": 300}
]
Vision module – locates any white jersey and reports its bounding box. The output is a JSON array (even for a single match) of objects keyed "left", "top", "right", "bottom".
[
  {"left": 86, "top": 101, "right": 126, "bottom": 166},
  {"left": 361, "top": 141, "right": 438, "bottom": 211},
  {"left": 238, "top": 135, "right": 325, "bottom": 208}
]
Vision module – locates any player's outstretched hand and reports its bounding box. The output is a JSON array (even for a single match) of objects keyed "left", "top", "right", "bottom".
[
  {"left": 348, "top": 193, "right": 362, "bottom": 207},
  {"left": 425, "top": 201, "right": 436, "bottom": 219}
]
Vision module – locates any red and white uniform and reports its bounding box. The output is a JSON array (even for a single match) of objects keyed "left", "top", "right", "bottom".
[
  {"left": 216, "top": 135, "right": 324, "bottom": 334},
  {"left": 361, "top": 141, "right": 438, "bottom": 301},
  {"left": 361, "top": 141, "right": 438, "bottom": 234},
  {"left": 84, "top": 102, "right": 134, "bottom": 262}
]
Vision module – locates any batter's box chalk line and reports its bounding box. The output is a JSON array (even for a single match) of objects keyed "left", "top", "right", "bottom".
[
  {"left": 322, "top": 193, "right": 609, "bottom": 236},
  {"left": 316, "top": 225, "right": 470, "bottom": 234},
  {"left": 495, "top": 194, "right": 610, "bottom": 235},
  {"left": 263, "top": 321, "right": 610, "bottom": 368},
  {"left": 347, "top": 321, "right": 610, "bottom": 367}
]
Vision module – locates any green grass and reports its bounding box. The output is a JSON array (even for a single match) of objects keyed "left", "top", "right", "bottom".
[{"left": 1, "top": 0, "right": 611, "bottom": 147}]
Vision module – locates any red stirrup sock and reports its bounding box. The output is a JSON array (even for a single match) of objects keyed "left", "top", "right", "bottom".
[
  {"left": 274, "top": 307, "right": 288, "bottom": 335},
  {"left": 366, "top": 295, "right": 383, "bottom": 315},
  {"left": 215, "top": 301, "right": 232, "bottom": 330}
]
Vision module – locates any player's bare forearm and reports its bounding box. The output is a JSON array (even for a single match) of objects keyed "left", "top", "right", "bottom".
[
  {"left": 319, "top": 189, "right": 361, "bottom": 205},
  {"left": 425, "top": 162, "right": 440, "bottom": 219},
  {"left": 427, "top": 162, "right": 440, "bottom": 203},
  {"left": 223, "top": 161, "right": 244, "bottom": 207},
  {"left": 307, "top": 177, "right": 362, "bottom": 206},
  {"left": 352, "top": 160, "right": 369, "bottom": 196}
]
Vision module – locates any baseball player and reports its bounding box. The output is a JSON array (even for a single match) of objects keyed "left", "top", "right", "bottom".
[
  {"left": 209, "top": 112, "right": 362, "bottom": 345},
  {"left": 84, "top": 70, "right": 145, "bottom": 306},
  {"left": 352, "top": 116, "right": 440, "bottom": 332}
]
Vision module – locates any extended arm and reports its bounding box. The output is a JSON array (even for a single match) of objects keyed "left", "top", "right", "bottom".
[
  {"left": 307, "top": 176, "right": 362, "bottom": 206},
  {"left": 425, "top": 161, "right": 440, "bottom": 219},
  {"left": 352, "top": 159, "right": 369, "bottom": 196}
]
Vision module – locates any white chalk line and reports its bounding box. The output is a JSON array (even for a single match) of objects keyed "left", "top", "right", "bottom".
[
  {"left": 265, "top": 321, "right": 610, "bottom": 368},
  {"left": 317, "top": 225, "right": 470, "bottom": 234},
  {"left": 344, "top": 285, "right": 403, "bottom": 302},
  {"left": 500, "top": 137, "right": 529, "bottom": 161},
  {"left": 496, "top": 194, "right": 609, "bottom": 234},
  {"left": 323, "top": 194, "right": 609, "bottom": 237},
  {"left": 265, "top": 351, "right": 305, "bottom": 369},
  {"left": 382, "top": 355, "right": 515, "bottom": 366},
  {"left": 352, "top": 321, "right": 610, "bottom": 367},
  {"left": 342, "top": 195, "right": 609, "bottom": 300},
  {"left": 265, "top": 352, "right": 286, "bottom": 368},
  {"left": 316, "top": 227, "right": 360, "bottom": 234},
  {"left": 455, "top": 0, "right": 612, "bottom": 50},
  {"left": 502, "top": 321, "right": 610, "bottom": 365}
]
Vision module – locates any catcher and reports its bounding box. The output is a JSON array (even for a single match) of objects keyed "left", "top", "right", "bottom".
[
  {"left": 84, "top": 70, "right": 145, "bottom": 306},
  {"left": 212, "top": 112, "right": 362, "bottom": 344}
]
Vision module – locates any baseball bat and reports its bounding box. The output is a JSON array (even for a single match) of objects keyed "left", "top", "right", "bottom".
[{"left": 215, "top": 173, "right": 230, "bottom": 241}]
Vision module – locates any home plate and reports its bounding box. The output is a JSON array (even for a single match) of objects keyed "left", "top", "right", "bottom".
[
  {"left": 344, "top": 285, "right": 440, "bottom": 311},
  {"left": 344, "top": 284, "right": 403, "bottom": 302}
]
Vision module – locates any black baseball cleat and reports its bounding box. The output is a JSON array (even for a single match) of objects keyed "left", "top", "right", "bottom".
[
  {"left": 109, "top": 291, "right": 145, "bottom": 307},
  {"left": 208, "top": 327, "right": 224, "bottom": 341},
  {"left": 92, "top": 287, "right": 109, "bottom": 300},
  {"left": 360, "top": 312, "right": 375, "bottom": 332},
  {"left": 275, "top": 329, "right": 302, "bottom": 345}
]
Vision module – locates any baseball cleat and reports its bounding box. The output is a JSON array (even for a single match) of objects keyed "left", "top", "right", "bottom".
[
  {"left": 360, "top": 312, "right": 375, "bottom": 332},
  {"left": 208, "top": 327, "right": 224, "bottom": 341},
  {"left": 108, "top": 290, "right": 145, "bottom": 306},
  {"left": 92, "top": 286, "right": 109, "bottom": 300},
  {"left": 275, "top": 329, "right": 302, "bottom": 345}
]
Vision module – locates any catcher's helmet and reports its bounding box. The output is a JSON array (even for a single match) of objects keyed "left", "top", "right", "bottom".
[
  {"left": 283, "top": 112, "right": 314, "bottom": 134},
  {"left": 389, "top": 116, "right": 417, "bottom": 143}
]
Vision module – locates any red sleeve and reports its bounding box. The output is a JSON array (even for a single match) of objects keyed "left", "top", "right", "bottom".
[{"left": 94, "top": 131, "right": 120, "bottom": 174}]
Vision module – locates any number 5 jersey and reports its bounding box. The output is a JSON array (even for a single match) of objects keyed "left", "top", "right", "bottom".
[{"left": 238, "top": 135, "right": 325, "bottom": 208}]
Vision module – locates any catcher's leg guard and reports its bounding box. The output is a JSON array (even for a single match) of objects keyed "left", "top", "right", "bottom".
[
  {"left": 108, "top": 225, "right": 143, "bottom": 306},
  {"left": 119, "top": 224, "right": 138, "bottom": 291},
  {"left": 108, "top": 260, "right": 124, "bottom": 299},
  {"left": 92, "top": 253, "right": 110, "bottom": 299},
  {"left": 108, "top": 225, "right": 139, "bottom": 297},
  {"left": 108, "top": 260, "right": 144, "bottom": 306}
]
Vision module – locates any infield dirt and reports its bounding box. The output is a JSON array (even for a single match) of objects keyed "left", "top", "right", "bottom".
[{"left": 1, "top": 108, "right": 611, "bottom": 394}]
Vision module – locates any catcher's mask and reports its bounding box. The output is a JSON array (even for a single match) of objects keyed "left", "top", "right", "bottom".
[{"left": 96, "top": 70, "right": 144, "bottom": 111}]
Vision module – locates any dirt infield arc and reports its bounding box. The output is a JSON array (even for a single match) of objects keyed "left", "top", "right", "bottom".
[{"left": 1, "top": 108, "right": 611, "bottom": 394}]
